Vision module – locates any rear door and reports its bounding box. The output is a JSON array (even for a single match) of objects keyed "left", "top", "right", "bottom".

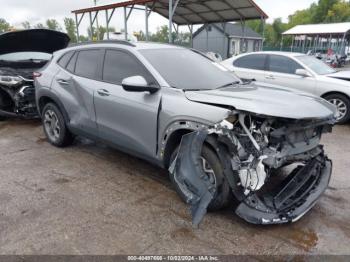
[
  {"left": 232, "top": 54, "right": 267, "bottom": 82},
  {"left": 53, "top": 48, "right": 104, "bottom": 134},
  {"left": 265, "top": 55, "right": 316, "bottom": 94},
  {"left": 94, "top": 49, "right": 161, "bottom": 158}
]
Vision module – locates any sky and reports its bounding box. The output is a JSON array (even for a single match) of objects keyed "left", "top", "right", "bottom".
[{"left": 0, "top": 0, "right": 318, "bottom": 34}]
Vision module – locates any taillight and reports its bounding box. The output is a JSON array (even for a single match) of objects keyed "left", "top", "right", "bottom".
[{"left": 33, "top": 72, "right": 42, "bottom": 79}]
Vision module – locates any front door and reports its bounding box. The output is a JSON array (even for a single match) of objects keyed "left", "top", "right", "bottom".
[
  {"left": 94, "top": 49, "right": 161, "bottom": 157},
  {"left": 265, "top": 55, "right": 316, "bottom": 94}
]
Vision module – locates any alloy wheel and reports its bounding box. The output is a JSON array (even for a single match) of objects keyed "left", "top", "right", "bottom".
[
  {"left": 44, "top": 109, "right": 61, "bottom": 142},
  {"left": 329, "top": 98, "right": 348, "bottom": 121}
]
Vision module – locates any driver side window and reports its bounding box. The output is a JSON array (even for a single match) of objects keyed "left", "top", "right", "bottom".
[{"left": 102, "top": 50, "right": 157, "bottom": 86}]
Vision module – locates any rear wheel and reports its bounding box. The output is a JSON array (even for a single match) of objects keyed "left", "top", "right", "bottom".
[
  {"left": 324, "top": 94, "right": 350, "bottom": 124},
  {"left": 169, "top": 144, "right": 231, "bottom": 211},
  {"left": 42, "top": 103, "right": 74, "bottom": 147}
]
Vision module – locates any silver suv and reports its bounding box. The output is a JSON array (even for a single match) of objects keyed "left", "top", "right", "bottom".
[{"left": 35, "top": 41, "right": 336, "bottom": 226}]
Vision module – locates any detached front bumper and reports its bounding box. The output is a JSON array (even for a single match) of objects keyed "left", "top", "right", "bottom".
[{"left": 235, "top": 155, "right": 332, "bottom": 225}]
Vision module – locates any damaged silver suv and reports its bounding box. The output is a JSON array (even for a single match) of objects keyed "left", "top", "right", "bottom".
[{"left": 35, "top": 41, "right": 336, "bottom": 226}]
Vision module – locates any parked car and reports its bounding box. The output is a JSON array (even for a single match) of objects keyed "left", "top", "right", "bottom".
[
  {"left": 35, "top": 42, "right": 335, "bottom": 226},
  {"left": 0, "top": 29, "right": 70, "bottom": 120},
  {"left": 222, "top": 51, "right": 350, "bottom": 124}
]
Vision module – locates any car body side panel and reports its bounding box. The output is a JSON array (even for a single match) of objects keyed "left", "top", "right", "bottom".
[
  {"left": 52, "top": 71, "right": 98, "bottom": 133},
  {"left": 94, "top": 81, "right": 162, "bottom": 157}
]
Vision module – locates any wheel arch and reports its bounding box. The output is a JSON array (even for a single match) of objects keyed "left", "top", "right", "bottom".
[
  {"left": 37, "top": 92, "right": 70, "bottom": 123},
  {"left": 162, "top": 124, "right": 219, "bottom": 168},
  {"left": 321, "top": 91, "right": 350, "bottom": 101}
]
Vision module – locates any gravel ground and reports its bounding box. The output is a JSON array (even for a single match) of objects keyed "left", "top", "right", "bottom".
[{"left": 0, "top": 119, "right": 349, "bottom": 255}]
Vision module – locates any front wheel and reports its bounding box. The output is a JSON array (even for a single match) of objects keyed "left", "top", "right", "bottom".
[
  {"left": 42, "top": 103, "right": 74, "bottom": 147},
  {"left": 0, "top": 92, "right": 8, "bottom": 121},
  {"left": 169, "top": 144, "right": 232, "bottom": 211},
  {"left": 324, "top": 94, "right": 350, "bottom": 124}
]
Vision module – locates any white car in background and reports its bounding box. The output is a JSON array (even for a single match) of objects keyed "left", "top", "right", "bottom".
[{"left": 222, "top": 51, "right": 350, "bottom": 124}]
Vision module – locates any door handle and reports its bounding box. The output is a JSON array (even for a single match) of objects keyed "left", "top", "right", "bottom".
[
  {"left": 97, "top": 89, "right": 110, "bottom": 97},
  {"left": 57, "top": 79, "right": 69, "bottom": 85},
  {"left": 266, "top": 75, "right": 275, "bottom": 80}
]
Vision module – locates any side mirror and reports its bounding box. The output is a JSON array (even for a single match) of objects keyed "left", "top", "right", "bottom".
[
  {"left": 296, "top": 69, "right": 312, "bottom": 77},
  {"left": 122, "top": 76, "right": 159, "bottom": 94}
]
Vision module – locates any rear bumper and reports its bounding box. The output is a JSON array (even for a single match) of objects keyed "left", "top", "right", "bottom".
[{"left": 235, "top": 156, "right": 332, "bottom": 225}]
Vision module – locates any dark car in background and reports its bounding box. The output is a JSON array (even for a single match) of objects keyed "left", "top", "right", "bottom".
[{"left": 0, "top": 29, "right": 69, "bottom": 120}]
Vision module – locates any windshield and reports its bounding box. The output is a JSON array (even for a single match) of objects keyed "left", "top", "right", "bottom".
[
  {"left": 0, "top": 52, "right": 52, "bottom": 62},
  {"left": 297, "top": 55, "right": 336, "bottom": 75},
  {"left": 140, "top": 48, "right": 241, "bottom": 90}
]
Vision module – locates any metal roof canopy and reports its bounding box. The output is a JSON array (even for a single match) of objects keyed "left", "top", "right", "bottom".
[
  {"left": 72, "top": 0, "right": 268, "bottom": 44},
  {"left": 283, "top": 22, "right": 350, "bottom": 36}
]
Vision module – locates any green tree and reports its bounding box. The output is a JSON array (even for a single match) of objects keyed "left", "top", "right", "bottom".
[
  {"left": 22, "top": 21, "right": 31, "bottom": 29},
  {"left": 325, "top": 0, "right": 350, "bottom": 22},
  {"left": 312, "top": 0, "right": 338, "bottom": 23},
  {"left": 64, "top": 17, "right": 77, "bottom": 43},
  {"left": 34, "top": 23, "right": 46, "bottom": 29},
  {"left": 46, "top": 19, "right": 62, "bottom": 31},
  {"left": 0, "top": 18, "right": 10, "bottom": 33}
]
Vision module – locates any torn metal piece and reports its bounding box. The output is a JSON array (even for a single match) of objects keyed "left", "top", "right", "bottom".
[
  {"left": 169, "top": 130, "right": 216, "bottom": 227},
  {"left": 236, "top": 154, "right": 332, "bottom": 224}
]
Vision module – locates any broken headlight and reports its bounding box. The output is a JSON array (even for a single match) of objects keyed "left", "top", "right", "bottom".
[{"left": 0, "top": 75, "right": 23, "bottom": 86}]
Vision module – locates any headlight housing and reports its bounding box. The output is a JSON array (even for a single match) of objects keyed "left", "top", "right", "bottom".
[{"left": 0, "top": 76, "right": 23, "bottom": 86}]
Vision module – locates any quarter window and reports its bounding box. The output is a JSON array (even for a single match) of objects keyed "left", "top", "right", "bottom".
[
  {"left": 233, "top": 54, "right": 266, "bottom": 70},
  {"left": 58, "top": 51, "right": 74, "bottom": 68},
  {"left": 66, "top": 52, "right": 78, "bottom": 73},
  {"left": 75, "top": 50, "right": 101, "bottom": 79},
  {"left": 268, "top": 55, "right": 303, "bottom": 75},
  {"left": 103, "top": 50, "right": 156, "bottom": 85}
]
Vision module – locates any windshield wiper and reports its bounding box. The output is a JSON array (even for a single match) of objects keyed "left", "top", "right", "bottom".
[{"left": 216, "top": 81, "right": 240, "bottom": 89}]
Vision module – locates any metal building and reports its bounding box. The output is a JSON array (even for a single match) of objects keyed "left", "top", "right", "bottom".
[
  {"left": 71, "top": 0, "right": 268, "bottom": 45},
  {"left": 193, "top": 22, "right": 263, "bottom": 59}
]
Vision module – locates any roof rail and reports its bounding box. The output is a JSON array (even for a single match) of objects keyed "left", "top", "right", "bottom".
[{"left": 68, "top": 40, "right": 136, "bottom": 47}]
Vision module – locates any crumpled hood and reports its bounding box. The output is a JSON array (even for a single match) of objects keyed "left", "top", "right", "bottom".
[
  {"left": 0, "top": 29, "right": 70, "bottom": 55},
  {"left": 327, "top": 70, "right": 350, "bottom": 80},
  {"left": 185, "top": 83, "right": 336, "bottom": 120}
]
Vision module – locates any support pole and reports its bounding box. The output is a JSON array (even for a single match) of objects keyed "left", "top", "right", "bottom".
[
  {"left": 189, "top": 24, "right": 193, "bottom": 48},
  {"left": 261, "top": 17, "right": 265, "bottom": 50},
  {"left": 75, "top": 14, "right": 80, "bottom": 42},
  {"left": 280, "top": 35, "right": 284, "bottom": 51},
  {"left": 124, "top": 7, "right": 128, "bottom": 41},
  {"left": 169, "top": 0, "right": 173, "bottom": 43},
  {"left": 105, "top": 10, "right": 109, "bottom": 40},
  {"left": 145, "top": 4, "right": 149, "bottom": 41},
  {"left": 89, "top": 12, "right": 94, "bottom": 41}
]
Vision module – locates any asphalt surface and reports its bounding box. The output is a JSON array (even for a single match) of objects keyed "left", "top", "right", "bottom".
[{"left": 0, "top": 119, "right": 349, "bottom": 255}]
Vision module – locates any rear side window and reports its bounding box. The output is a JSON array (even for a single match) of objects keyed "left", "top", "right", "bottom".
[
  {"left": 233, "top": 54, "right": 266, "bottom": 70},
  {"left": 268, "top": 55, "right": 303, "bottom": 75},
  {"left": 58, "top": 51, "right": 74, "bottom": 68},
  {"left": 75, "top": 50, "right": 101, "bottom": 79},
  {"left": 103, "top": 50, "right": 156, "bottom": 85},
  {"left": 66, "top": 52, "right": 78, "bottom": 73}
]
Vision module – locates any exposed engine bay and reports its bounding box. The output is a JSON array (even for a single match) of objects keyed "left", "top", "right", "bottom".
[
  {"left": 0, "top": 29, "right": 70, "bottom": 120},
  {"left": 169, "top": 112, "right": 334, "bottom": 226},
  {"left": 0, "top": 64, "right": 43, "bottom": 119}
]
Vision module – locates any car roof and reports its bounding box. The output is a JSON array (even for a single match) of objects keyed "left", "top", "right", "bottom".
[
  {"left": 64, "top": 41, "right": 184, "bottom": 52},
  {"left": 238, "top": 51, "right": 305, "bottom": 58}
]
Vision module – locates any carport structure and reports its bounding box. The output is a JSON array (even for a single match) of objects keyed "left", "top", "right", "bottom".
[
  {"left": 282, "top": 22, "right": 350, "bottom": 54},
  {"left": 71, "top": 0, "right": 268, "bottom": 44}
]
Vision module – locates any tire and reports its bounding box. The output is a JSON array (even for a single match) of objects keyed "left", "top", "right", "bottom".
[
  {"left": 42, "top": 103, "right": 74, "bottom": 147},
  {"left": 169, "top": 144, "right": 231, "bottom": 211},
  {"left": 0, "top": 92, "right": 8, "bottom": 122},
  {"left": 324, "top": 94, "right": 350, "bottom": 124}
]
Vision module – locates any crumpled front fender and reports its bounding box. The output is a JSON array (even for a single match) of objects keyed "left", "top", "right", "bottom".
[{"left": 169, "top": 130, "right": 216, "bottom": 227}]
